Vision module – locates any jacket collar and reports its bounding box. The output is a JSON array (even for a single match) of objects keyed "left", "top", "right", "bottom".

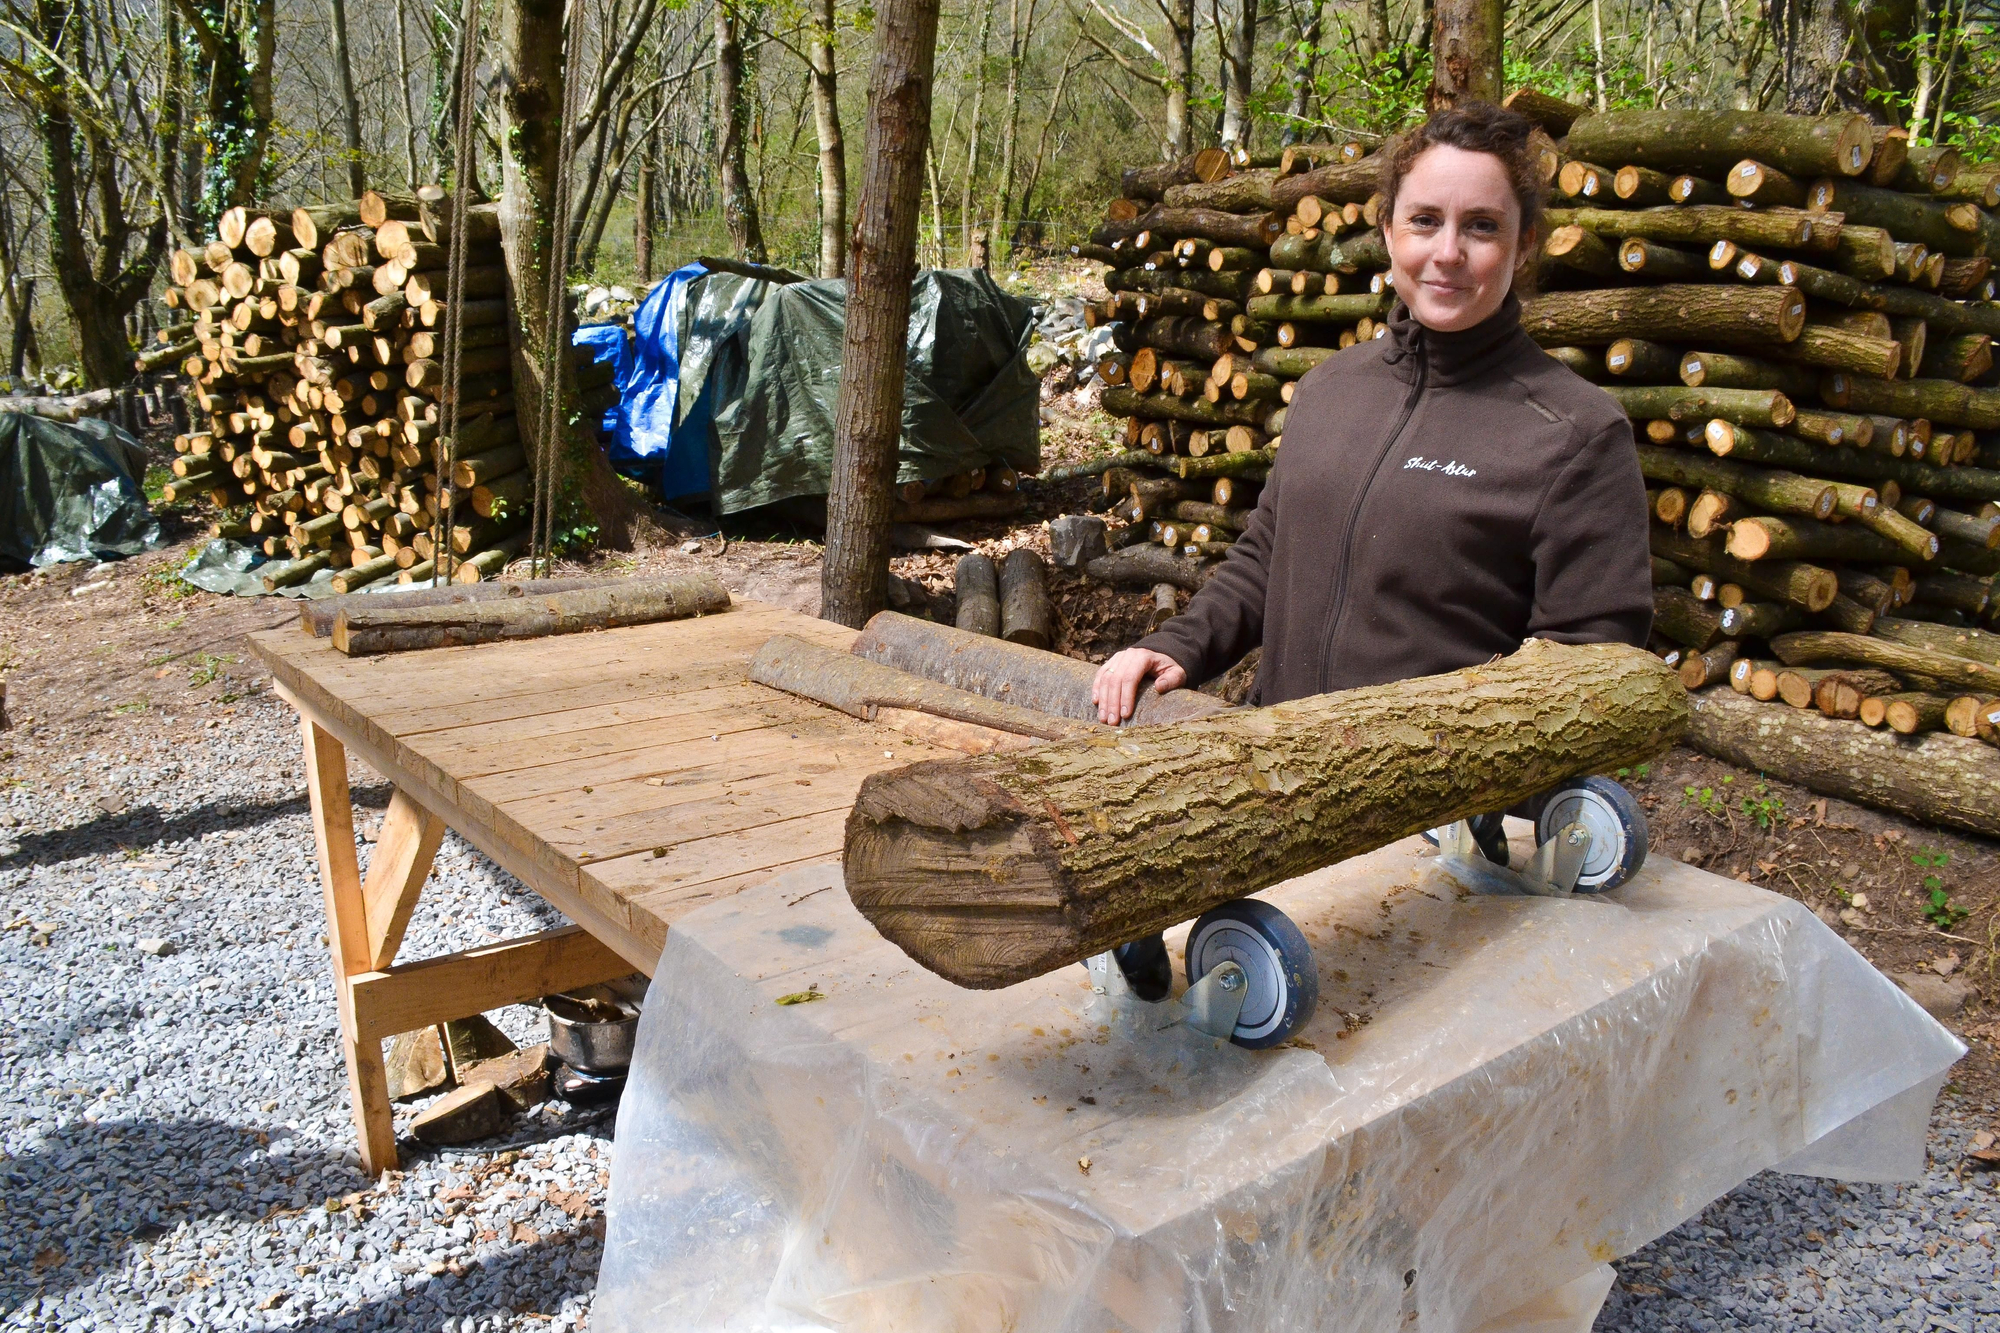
[{"left": 1381, "top": 291, "right": 1529, "bottom": 387}]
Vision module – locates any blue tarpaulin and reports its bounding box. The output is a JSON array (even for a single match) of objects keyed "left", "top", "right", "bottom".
[{"left": 605, "top": 265, "right": 1039, "bottom": 513}]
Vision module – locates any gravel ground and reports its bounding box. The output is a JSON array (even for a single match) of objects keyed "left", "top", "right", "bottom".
[
  {"left": 2, "top": 593, "right": 1996, "bottom": 1332},
  {"left": 2, "top": 693, "right": 613, "bottom": 1331}
]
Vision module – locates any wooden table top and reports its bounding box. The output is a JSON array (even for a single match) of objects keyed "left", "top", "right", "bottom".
[{"left": 250, "top": 598, "right": 954, "bottom": 973}]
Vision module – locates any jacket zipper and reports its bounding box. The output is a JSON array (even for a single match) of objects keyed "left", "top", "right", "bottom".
[{"left": 1318, "top": 354, "right": 1428, "bottom": 692}]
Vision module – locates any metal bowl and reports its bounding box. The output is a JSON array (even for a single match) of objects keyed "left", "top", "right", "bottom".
[{"left": 543, "top": 978, "right": 647, "bottom": 1073}]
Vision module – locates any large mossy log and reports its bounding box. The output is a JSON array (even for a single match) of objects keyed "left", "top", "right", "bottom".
[
  {"left": 1523, "top": 285, "right": 1805, "bottom": 347},
  {"left": 1635, "top": 447, "right": 1833, "bottom": 519},
  {"left": 1818, "top": 372, "right": 2000, "bottom": 431},
  {"left": 1562, "top": 110, "right": 1873, "bottom": 180},
  {"left": 1163, "top": 168, "right": 1280, "bottom": 212},
  {"left": 1245, "top": 291, "right": 1395, "bottom": 324},
  {"left": 1271, "top": 157, "right": 1385, "bottom": 210},
  {"left": 842, "top": 639, "right": 1690, "bottom": 988},
  {"left": 1686, "top": 686, "right": 2000, "bottom": 840},
  {"left": 849, "top": 610, "right": 1229, "bottom": 726},
  {"left": 750, "top": 636, "right": 1106, "bottom": 743}
]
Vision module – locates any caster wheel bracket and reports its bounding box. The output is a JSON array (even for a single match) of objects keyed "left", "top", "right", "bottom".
[{"left": 1183, "top": 960, "right": 1249, "bottom": 1040}]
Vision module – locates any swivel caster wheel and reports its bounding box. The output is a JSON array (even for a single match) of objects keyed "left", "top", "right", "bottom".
[
  {"left": 1183, "top": 899, "right": 1318, "bottom": 1049},
  {"left": 1536, "top": 777, "right": 1648, "bottom": 893}
]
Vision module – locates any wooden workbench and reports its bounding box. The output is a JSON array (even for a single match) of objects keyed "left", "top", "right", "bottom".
[{"left": 252, "top": 597, "right": 957, "bottom": 1173}]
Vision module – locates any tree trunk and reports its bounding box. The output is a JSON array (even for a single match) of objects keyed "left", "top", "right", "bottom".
[
  {"left": 327, "top": 0, "right": 366, "bottom": 199},
  {"left": 810, "top": 0, "right": 848, "bottom": 279},
  {"left": 843, "top": 638, "right": 1689, "bottom": 988},
  {"left": 498, "top": 0, "right": 644, "bottom": 549},
  {"left": 958, "top": 0, "right": 992, "bottom": 264},
  {"left": 715, "top": 0, "right": 768, "bottom": 262},
  {"left": 1163, "top": 0, "right": 1195, "bottom": 158},
  {"left": 820, "top": 0, "right": 940, "bottom": 629},
  {"left": 1219, "top": 0, "right": 1257, "bottom": 149},
  {"left": 989, "top": 0, "right": 1035, "bottom": 260},
  {"left": 1428, "top": 0, "right": 1503, "bottom": 109},
  {"left": 1281, "top": 4, "right": 1322, "bottom": 144},
  {"left": 1687, "top": 685, "right": 2000, "bottom": 839},
  {"left": 634, "top": 156, "right": 654, "bottom": 284}
]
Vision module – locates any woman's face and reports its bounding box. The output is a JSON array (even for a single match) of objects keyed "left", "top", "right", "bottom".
[{"left": 1383, "top": 145, "right": 1530, "bottom": 333}]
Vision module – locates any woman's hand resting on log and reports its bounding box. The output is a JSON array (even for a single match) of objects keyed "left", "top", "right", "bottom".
[{"left": 1091, "top": 648, "right": 1187, "bottom": 724}]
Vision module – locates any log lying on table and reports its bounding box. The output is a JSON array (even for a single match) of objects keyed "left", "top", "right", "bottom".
[
  {"left": 850, "top": 610, "right": 1228, "bottom": 726},
  {"left": 750, "top": 636, "right": 1105, "bottom": 743},
  {"left": 1686, "top": 686, "right": 2000, "bottom": 840},
  {"left": 844, "top": 638, "right": 1690, "bottom": 988},
  {"left": 330, "top": 574, "right": 731, "bottom": 655},
  {"left": 297, "top": 577, "right": 618, "bottom": 636}
]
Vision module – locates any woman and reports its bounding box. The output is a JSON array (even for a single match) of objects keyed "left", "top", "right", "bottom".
[{"left": 1088, "top": 103, "right": 1653, "bottom": 995}]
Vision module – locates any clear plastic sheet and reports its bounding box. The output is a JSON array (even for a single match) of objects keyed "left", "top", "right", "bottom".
[{"left": 594, "top": 834, "right": 1963, "bottom": 1333}]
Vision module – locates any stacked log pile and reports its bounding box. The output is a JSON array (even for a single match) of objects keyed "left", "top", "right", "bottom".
[
  {"left": 1063, "top": 141, "right": 1399, "bottom": 596},
  {"left": 154, "top": 189, "right": 615, "bottom": 592},
  {"left": 1071, "top": 108, "right": 2000, "bottom": 819},
  {"left": 1516, "top": 106, "right": 2000, "bottom": 772}
]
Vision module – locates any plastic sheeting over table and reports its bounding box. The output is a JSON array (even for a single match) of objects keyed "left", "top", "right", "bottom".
[{"left": 594, "top": 834, "right": 1963, "bottom": 1333}]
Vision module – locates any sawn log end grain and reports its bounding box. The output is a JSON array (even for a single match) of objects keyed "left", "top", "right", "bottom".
[{"left": 843, "top": 638, "right": 1690, "bottom": 989}]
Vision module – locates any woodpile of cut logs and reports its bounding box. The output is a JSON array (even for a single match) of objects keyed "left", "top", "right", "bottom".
[
  {"left": 1066, "top": 103, "right": 2000, "bottom": 832},
  {"left": 152, "top": 189, "right": 615, "bottom": 593}
]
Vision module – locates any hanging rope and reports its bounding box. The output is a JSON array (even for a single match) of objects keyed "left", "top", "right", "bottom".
[
  {"left": 429, "top": 0, "right": 484, "bottom": 587},
  {"left": 530, "top": 0, "right": 589, "bottom": 579}
]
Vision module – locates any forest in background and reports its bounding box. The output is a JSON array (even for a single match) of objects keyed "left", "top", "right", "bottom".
[{"left": 0, "top": 0, "right": 1993, "bottom": 387}]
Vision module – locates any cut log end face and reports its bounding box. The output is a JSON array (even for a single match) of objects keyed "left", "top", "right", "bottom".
[{"left": 843, "top": 639, "right": 1689, "bottom": 989}]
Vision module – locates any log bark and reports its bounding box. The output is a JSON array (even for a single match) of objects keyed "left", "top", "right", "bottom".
[
  {"left": 1162, "top": 169, "right": 1280, "bottom": 212},
  {"left": 1094, "top": 206, "right": 1285, "bottom": 249},
  {"left": 953, "top": 553, "right": 1000, "bottom": 636},
  {"left": 1650, "top": 527, "right": 1839, "bottom": 611},
  {"left": 998, "top": 548, "right": 1051, "bottom": 649},
  {"left": 1870, "top": 616, "right": 2000, "bottom": 667},
  {"left": 1725, "top": 515, "right": 1927, "bottom": 566},
  {"left": 1635, "top": 447, "right": 1833, "bottom": 520},
  {"left": 891, "top": 492, "right": 1027, "bottom": 523},
  {"left": 1563, "top": 111, "right": 1873, "bottom": 180},
  {"left": 849, "top": 610, "right": 1227, "bottom": 726},
  {"left": 1685, "top": 686, "right": 2000, "bottom": 840},
  {"left": 1121, "top": 149, "right": 1233, "bottom": 203},
  {"left": 1101, "top": 386, "right": 1273, "bottom": 429},
  {"left": 1548, "top": 205, "right": 1811, "bottom": 251},
  {"left": 1245, "top": 292, "right": 1394, "bottom": 324},
  {"left": 1270, "top": 158, "right": 1384, "bottom": 211},
  {"left": 1654, "top": 586, "right": 1726, "bottom": 649},
  {"left": 1605, "top": 384, "right": 1795, "bottom": 427},
  {"left": 1771, "top": 630, "right": 2000, "bottom": 695},
  {"left": 1084, "top": 543, "right": 1219, "bottom": 591},
  {"left": 1775, "top": 666, "right": 1901, "bottom": 709},
  {"left": 1428, "top": 0, "right": 1503, "bottom": 110},
  {"left": 842, "top": 638, "right": 1690, "bottom": 988},
  {"left": 751, "top": 635, "right": 1104, "bottom": 742},
  {"left": 1165, "top": 447, "right": 1275, "bottom": 479},
  {"left": 1818, "top": 373, "right": 2000, "bottom": 432},
  {"left": 1676, "top": 351, "right": 1820, "bottom": 399},
  {"left": 331, "top": 575, "right": 731, "bottom": 656},
  {"left": 1524, "top": 286, "right": 1804, "bottom": 348}
]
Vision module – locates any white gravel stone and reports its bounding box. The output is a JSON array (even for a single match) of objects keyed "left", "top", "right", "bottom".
[{"left": 1, "top": 696, "right": 610, "bottom": 1331}]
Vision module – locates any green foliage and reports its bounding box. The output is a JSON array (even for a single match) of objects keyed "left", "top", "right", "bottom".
[
  {"left": 187, "top": 652, "right": 235, "bottom": 687},
  {"left": 1739, "top": 781, "right": 1785, "bottom": 831},
  {"left": 1682, "top": 782, "right": 1726, "bottom": 818},
  {"left": 1912, "top": 848, "right": 1970, "bottom": 930},
  {"left": 1614, "top": 763, "right": 1652, "bottom": 780}
]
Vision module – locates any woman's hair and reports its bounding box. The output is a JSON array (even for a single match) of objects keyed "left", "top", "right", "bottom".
[{"left": 1377, "top": 101, "right": 1545, "bottom": 245}]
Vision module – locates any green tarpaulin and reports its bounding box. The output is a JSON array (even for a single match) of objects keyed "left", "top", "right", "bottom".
[
  {"left": 0, "top": 412, "right": 163, "bottom": 568},
  {"left": 692, "top": 268, "right": 1039, "bottom": 515}
]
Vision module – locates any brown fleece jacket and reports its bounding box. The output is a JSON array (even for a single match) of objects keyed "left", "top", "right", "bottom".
[{"left": 1136, "top": 294, "right": 1653, "bottom": 705}]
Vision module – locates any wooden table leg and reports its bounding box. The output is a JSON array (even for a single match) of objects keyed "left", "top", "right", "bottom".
[{"left": 300, "top": 717, "right": 399, "bottom": 1175}]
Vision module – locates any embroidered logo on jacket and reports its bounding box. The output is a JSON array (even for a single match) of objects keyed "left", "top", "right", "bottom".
[{"left": 1402, "top": 456, "right": 1477, "bottom": 477}]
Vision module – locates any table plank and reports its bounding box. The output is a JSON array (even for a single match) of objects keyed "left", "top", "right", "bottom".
[{"left": 250, "top": 600, "right": 948, "bottom": 969}]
